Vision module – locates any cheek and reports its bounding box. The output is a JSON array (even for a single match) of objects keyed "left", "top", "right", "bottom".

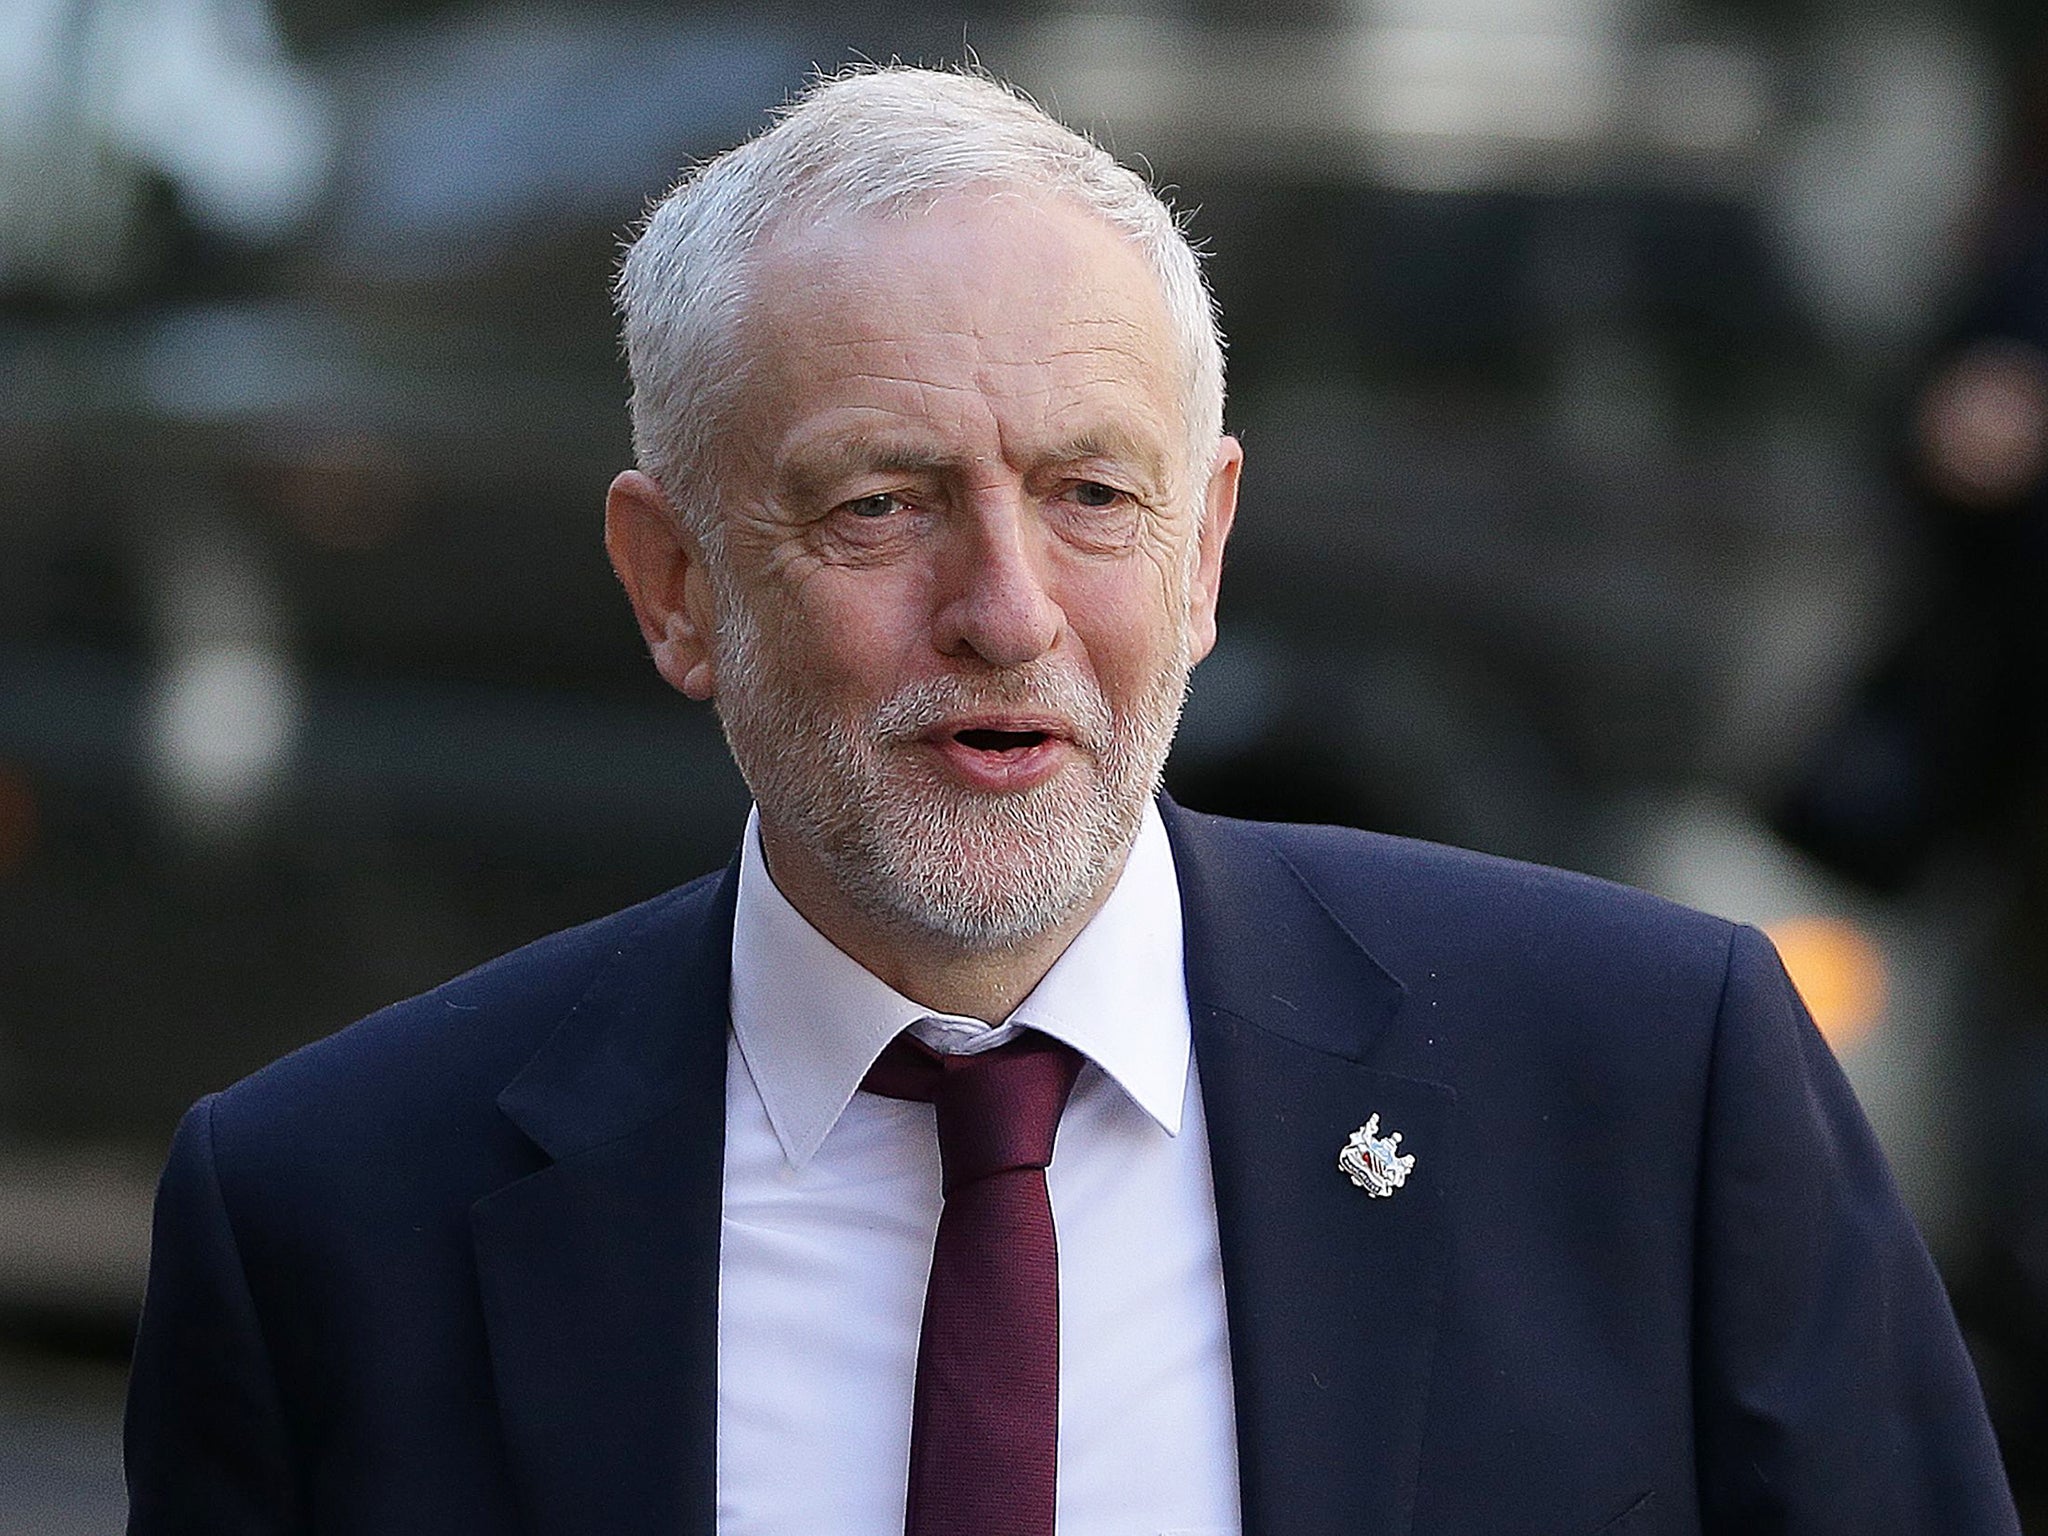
[
  {"left": 1063, "top": 565, "right": 1191, "bottom": 689},
  {"left": 773, "top": 570, "right": 935, "bottom": 688}
]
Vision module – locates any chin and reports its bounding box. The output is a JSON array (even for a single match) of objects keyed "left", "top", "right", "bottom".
[{"left": 823, "top": 773, "right": 1147, "bottom": 949}]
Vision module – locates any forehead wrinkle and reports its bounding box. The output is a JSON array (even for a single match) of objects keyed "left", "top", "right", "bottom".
[
  {"left": 778, "top": 294, "right": 1158, "bottom": 365},
  {"left": 741, "top": 202, "right": 1189, "bottom": 498}
]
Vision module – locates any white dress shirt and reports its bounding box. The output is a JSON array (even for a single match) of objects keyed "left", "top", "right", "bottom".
[{"left": 717, "top": 800, "right": 1242, "bottom": 1535}]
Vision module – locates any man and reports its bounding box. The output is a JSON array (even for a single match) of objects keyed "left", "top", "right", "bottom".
[{"left": 125, "top": 66, "right": 2018, "bottom": 1536}]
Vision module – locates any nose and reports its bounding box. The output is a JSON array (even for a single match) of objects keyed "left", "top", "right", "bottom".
[{"left": 930, "top": 495, "right": 1064, "bottom": 668}]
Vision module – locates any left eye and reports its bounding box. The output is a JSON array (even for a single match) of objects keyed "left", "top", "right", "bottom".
[{"left": 1068, "top": 482, "right": 1125, "bottom": 508}]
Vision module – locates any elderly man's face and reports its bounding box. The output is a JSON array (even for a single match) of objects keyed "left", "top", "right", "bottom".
[{"left": 639, "top": 193, "right": 1237, "bottom": 945}]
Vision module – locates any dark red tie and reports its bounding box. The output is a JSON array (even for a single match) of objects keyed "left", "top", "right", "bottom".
[{"left": 862, "top": 1029, "right": 1085, "bottom": 1536}]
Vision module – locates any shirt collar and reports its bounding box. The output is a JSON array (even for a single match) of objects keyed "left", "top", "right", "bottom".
[{"left": 728, "top": 800, "right": 1192, "bottom": 1168}]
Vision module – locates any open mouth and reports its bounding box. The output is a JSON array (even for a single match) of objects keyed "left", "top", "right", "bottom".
[
  {"left": 925, "top": 721, "right": 1069, "bottom": 789},
  {"left": 953, "top": 728, "right": 1050, "bottom": 753}
]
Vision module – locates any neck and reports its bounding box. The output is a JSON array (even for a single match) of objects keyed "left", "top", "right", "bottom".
[{"left": 756, "top": 823, "right": 1124, "bottom": 1024}]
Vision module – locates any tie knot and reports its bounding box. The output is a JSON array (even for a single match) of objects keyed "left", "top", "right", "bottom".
[{"left": 863, "top": 1030, "right": 1084, "bottom": 1192}]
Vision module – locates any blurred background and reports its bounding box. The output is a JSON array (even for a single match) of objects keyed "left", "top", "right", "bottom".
[{"left": 3, "top": 0, "right": 2047, "bottom": 1525}]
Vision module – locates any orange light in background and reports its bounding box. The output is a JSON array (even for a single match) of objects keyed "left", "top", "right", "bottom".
[
  {"left": 1765, "top": 916, "right": 1888, "bottom": 1055},
  {"left": 0, "top": 764, "right": 39, "bottom": 875}
]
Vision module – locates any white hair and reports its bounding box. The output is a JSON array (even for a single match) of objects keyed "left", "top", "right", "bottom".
[{"left": 615, "top": 65, "right": 1227, "bottom": 545}]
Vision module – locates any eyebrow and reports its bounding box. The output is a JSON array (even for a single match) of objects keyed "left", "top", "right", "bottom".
[
  {"left": 1051, "top": 429, "right": 1168, "bottom": 477},
  {"left": 779, "top": 427, "right": 1168, "bottom": 496},
  {"left": 777, "top": 435, "right": 954, "bottom": 498}
]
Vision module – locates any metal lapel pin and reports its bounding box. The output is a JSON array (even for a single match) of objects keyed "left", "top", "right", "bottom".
[{"left": 1339, "top": 1114, "right": 1415, "bottom": 1197}]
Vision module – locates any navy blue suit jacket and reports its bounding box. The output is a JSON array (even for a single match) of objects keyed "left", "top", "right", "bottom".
[{"left": 125, "top": 803, "right": 2019, "bottom": 1534}]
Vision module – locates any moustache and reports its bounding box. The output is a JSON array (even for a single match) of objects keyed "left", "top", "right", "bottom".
[{"left": 868, "top": 667, "right": 1114, "bottom": 751}]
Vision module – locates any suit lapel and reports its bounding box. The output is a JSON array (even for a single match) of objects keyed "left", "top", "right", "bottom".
[
  {"left": 1166, "top": 802, "right": 1455, "bottom": 1536},
  {"left": 470, "top": 866, "right": 738, "bottom": 1536}
]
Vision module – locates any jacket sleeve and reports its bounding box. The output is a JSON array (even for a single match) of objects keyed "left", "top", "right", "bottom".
[
  {"left": 126, "top": 1096, "right": 303, "bottom": 1535},
  {"left": 1692, "top": 923, "right": 2019, "bottom": 1533}
]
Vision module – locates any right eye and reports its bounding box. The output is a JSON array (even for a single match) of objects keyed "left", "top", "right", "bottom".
[{"left": 841, "top": 492, "right": 908, "bottom": 519}]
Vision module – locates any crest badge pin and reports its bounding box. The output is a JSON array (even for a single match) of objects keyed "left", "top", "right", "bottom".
[{"left": 1338, "top": 1114, "right": 1415, "bottom": 1198}]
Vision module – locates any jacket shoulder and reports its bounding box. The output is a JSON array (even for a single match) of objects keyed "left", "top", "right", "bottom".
[
  {"left": 1166, "top": 805, "right": 1743, "bottom": 1086},
  {"left": 1184, "top": 808, "right": 1733, "bottom": 959}
]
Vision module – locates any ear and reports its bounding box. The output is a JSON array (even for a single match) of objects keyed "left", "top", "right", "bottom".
[
  {"left": 604, "top": 470, "right": 718, "bottom": 701},
  {"left": 1185, "top": 435, "right": 1242, "bottom": 665}
]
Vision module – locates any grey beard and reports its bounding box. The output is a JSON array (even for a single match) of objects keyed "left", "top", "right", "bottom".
[{"left": 709, "top": 598, "right": 1189, "bottom": 949}]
